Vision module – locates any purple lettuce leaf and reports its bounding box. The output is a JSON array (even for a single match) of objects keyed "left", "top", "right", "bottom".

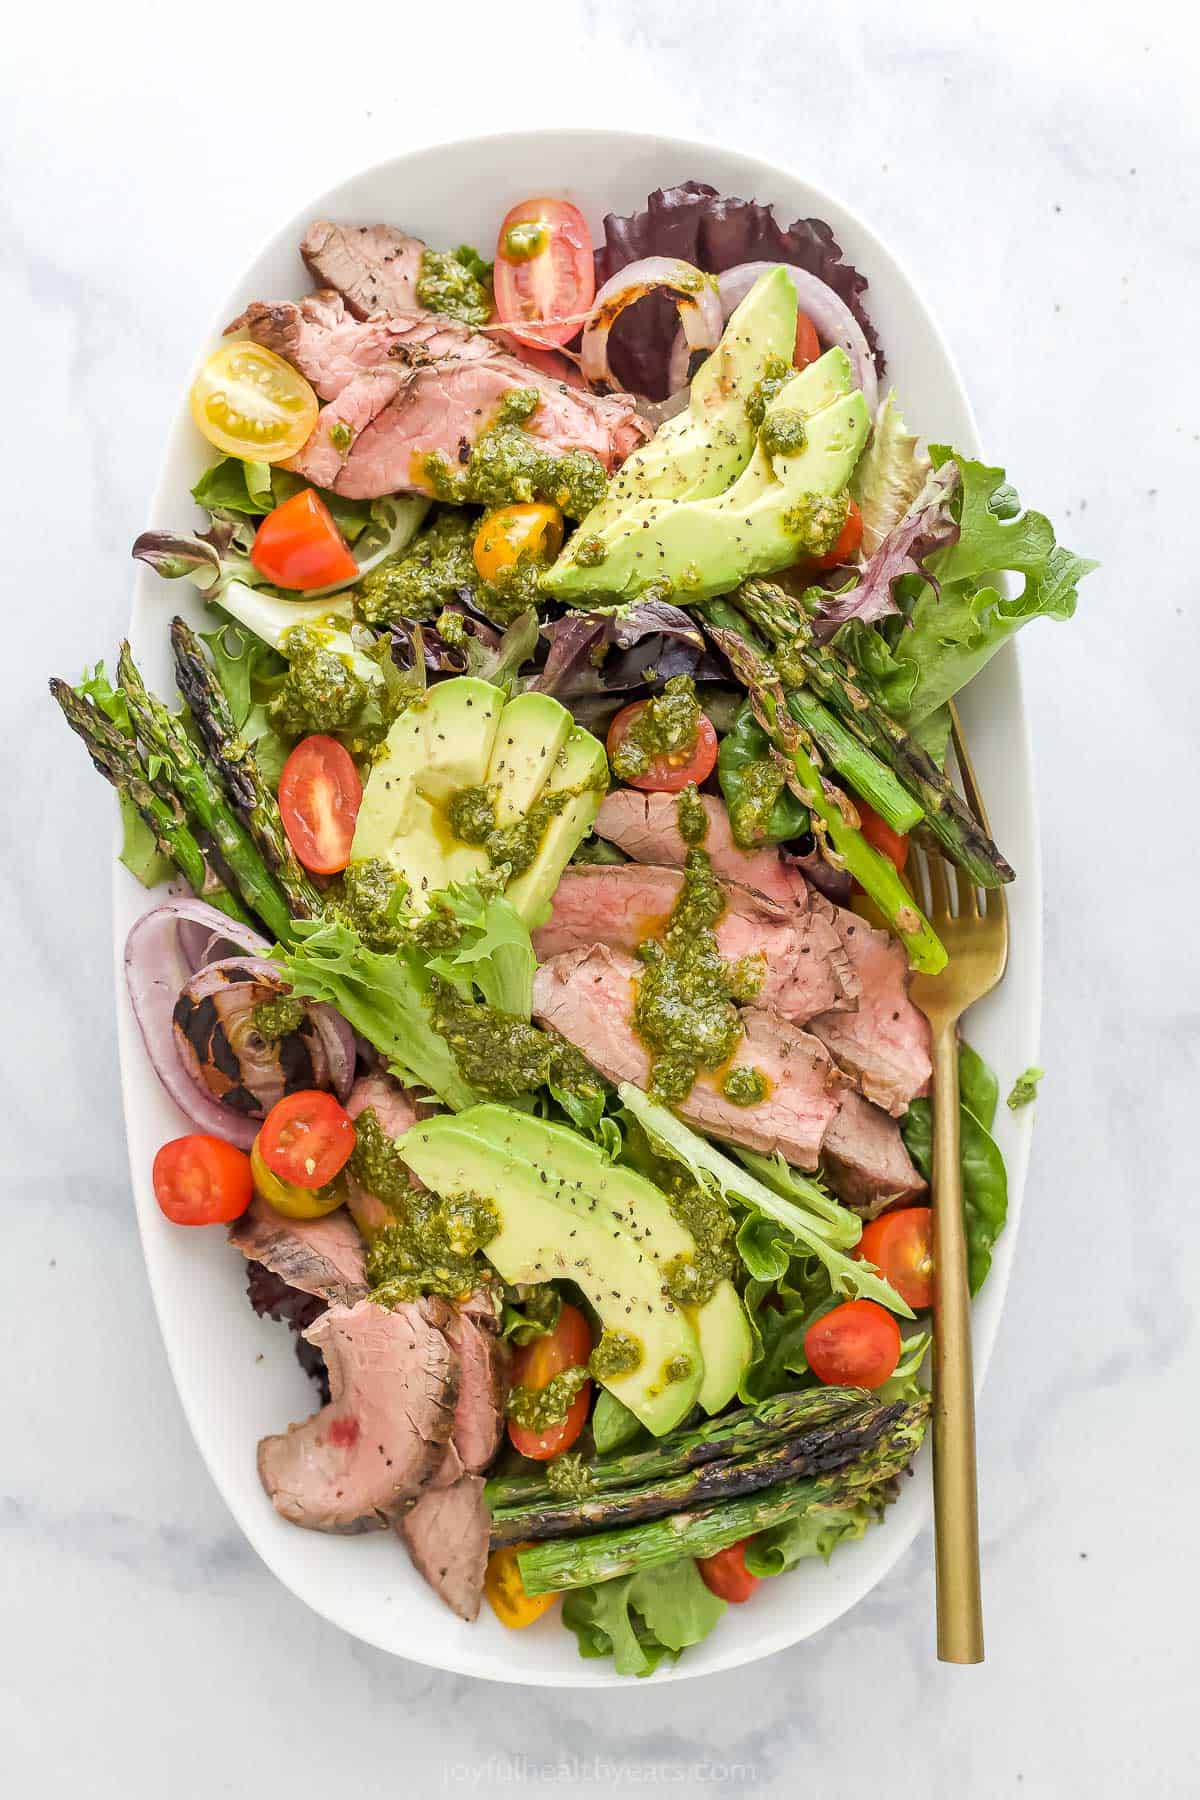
[
  {"left": 594, "top": 180, "right": 883, "bottom": 398},
  {"left": 815, "top": 461, "right": 962, "bottom": 634},
  {"left": 532, "top": 600, "right": 723, "bottom": 700}
]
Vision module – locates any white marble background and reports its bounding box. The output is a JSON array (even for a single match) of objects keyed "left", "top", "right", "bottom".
[{"left": 3, "top": 1, "right": 1198, "bottom": 1792}]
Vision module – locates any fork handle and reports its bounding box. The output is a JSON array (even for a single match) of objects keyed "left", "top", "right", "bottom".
[{"left": 930, "top": 1022, "right": 985, "bottom": 1663}]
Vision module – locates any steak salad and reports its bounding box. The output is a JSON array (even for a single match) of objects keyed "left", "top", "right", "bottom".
[{"left": 53, "top": 180, "right": 1092, "bottom": 1674}]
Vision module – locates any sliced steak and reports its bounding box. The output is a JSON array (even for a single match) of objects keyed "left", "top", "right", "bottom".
[
  {"left": 442, "top": 1309, "right": 508, "bottom": 1475},
  {"left": 301, "top": 220, "right": 425, "bottom": 319},
  {"left": 344, "top": 1070, "right": 431, "bottom": 1232},
  {"left": 257, "top": 1297, "right": 457, "bottom": 1534},
  {"left": 807, "top": 918, "right": 932, "bottom": 1116},
  {"left": 398, "top": 1473, "right": 490, "bottom": 1621},
  {"left": 533, "top": 863, "right": 842, "bottom": 1022},
  {"left": 532, "top": 945, "right": 847, "bottom": 1168},
  {"left": 822, "top": 1091, "right": 927, "bottom": 1215},
  {"left": 594, "top": 790, "right": 858, "bottom": 1010},
  {"left": 595, "top": 788, "right": 931, "bottom": 1107},
  {"left": 228, "top": 1194, "right": 367, "bottom": 1306},
  {"left": 228, "top": 291, "right": 648, "bottom": 498}
]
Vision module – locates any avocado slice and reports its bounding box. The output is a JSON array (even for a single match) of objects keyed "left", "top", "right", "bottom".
[
  {"left": 544, "top": 347, "right": 870, "bottom": 604},
  {"left": 350, "top": 679, "right": 602, "bottom": 916},
  {"left": 686, "top": 1278, "right": 756, "bottom": 1414},
  {"left": 456, "top": 1105, "right": 753, "bottom": 1417},
  {"left": 504, "top": 726, "right": 608, "bottom": 927},
  {"left": 580, "top": 266, "right": 799, "bottom": 534},
  {"left": 398, "top": 1114, "right": 704, "bottom": 1434},
  {"left": 487, "top": 691, "right": 574, "bottom": 828}
]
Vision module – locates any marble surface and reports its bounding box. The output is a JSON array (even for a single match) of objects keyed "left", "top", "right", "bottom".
[{"left": 4, "top": 1, "right": 1198, "bottom": 1792}]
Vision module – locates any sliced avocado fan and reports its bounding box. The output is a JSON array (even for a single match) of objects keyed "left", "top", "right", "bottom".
[{"left": 351, "top": 677, "right": 607, "bottom": 923}]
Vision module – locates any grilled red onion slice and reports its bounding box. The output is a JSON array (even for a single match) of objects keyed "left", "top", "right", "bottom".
[
  {"left": 582, "top": 257, "right": 723, "bottom": 390},
  {"left": 125, "top": 904, "right": 354, "bottom": 1146},
  {"left": 666, "top": 262, "right": 879, "bottom": 415}
]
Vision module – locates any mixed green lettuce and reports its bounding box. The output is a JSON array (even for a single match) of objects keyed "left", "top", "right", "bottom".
[{"left": 561, "top": 1557, "right": 726, "bottom": 1678}]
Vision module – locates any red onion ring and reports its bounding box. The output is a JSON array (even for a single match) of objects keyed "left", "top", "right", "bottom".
[
  {"left": 125, "top": 903, "right": 268, "bottom": 1147},
  {"left": 125, "top": 904, "right": 356, "bottom": 1145},
  {"left": 582, "top": 257, "right": 723, "bottom": 390},
  {"left": 666, "top": 262, "right": 879, "bottom": 415}
]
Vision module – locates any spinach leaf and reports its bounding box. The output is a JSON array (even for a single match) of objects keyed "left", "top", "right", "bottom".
[
  {"left": 901, "top": 1040, "right": 1007, "bottom": 1294},
  {"left": 717, "top": 702, "right": 809, "bottom": 847}
]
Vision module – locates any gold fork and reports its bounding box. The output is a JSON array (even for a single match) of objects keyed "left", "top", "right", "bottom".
[{"left": 907, "top": 702, "right": 1009, "bottom": 1664}]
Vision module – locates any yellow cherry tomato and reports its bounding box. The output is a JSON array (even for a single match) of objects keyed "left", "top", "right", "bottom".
[
  {"left": 484, "top": 1545, "right": 558, "bottom": 1629},
  {"left": 189, "top": 342, "right": 319, "bottom": 463},
  {"left": 473, "top": 503, "right": 564, "bottom": 584},
  {"left": 249, "top": 1136, "right": 345, "bottom": 1220}
]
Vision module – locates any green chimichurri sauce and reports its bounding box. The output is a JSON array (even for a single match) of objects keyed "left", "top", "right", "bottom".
[
  {"left": 782, "top": 491, "right": 849, "bottom": 558},
  {"left": 355, "top": 508, "right": 478, "bottom": 627},
  {"left": 721, "top": 1065, "right": 770, "bottom": 1107},
  {"left": 631, "top": 829, "right": 764, "bottom": 1108},
  {"left": 446, "top": 782, "right": 572, "bottom": 876},
  {"left": 590, "top": 1329, "right": 644, "bottom": 1379},
  {"left": 422, "top": 388, "right": 608, "bottom": 521},
  {"left": 428, "top": 980, "right": 606, "bottom": 1111},
  {"left": 502, "top": 221, "right": 550, "bottom": 263},
  {"left": 251, "top": 994, "right": 306, "bottom": 1041},
  {"left": 332, "top": 858, "right": 409, "bottom": 951},
  {"left": 506, "top": 1364, "right": 590, "bottom": 1431},
  {"left": 270, "top": 625, "right": 370, "bottom": 739},
  {"left": 609, "top": 675, "right": 701, "bottom": 784},
  {"left": 746, "top": 354, "right": 794, "bottom": 430},
  {"left": 675, "top": 781, "right": 709, "bottom": 847},
  {"left": 366, "top": 1184, "right": 499, "bottom": 1306},
  {"left": 347, "top": 1107, "right": 414, "bottom": 1210},
  {"left": 759, "top": 408, "right": 807, "bottom": 459},
  {"left": 415, "top": 246, "right": 493, "bottom": 327},
  {"left": 329, "top": 420, "right": 353, "bottom": 454},
  {"left": 544, "top": 1451, "right": 596, "bottom": 1497}
]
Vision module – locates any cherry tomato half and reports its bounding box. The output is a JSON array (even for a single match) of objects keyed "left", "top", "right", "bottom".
[
  {"left": 190, "top": 341, "right": 318, "bottom": 463},
  {"left": 278, "top": 735, "right": 363, "bottom": 874},
  {"left": 814, "top": 495, "right": 864, "bottom": 570},
  {"left": 606, "top": 702, "right": 719, "bottom": 794},
  {"left": 485, "top": 1544, "right": 559, "bottom": 1629},
  {"left": 805, "top": 1299, "right": 902, "bottom": 1389},
  {"left": 152, "top": 1134, "right": 253, "bottom": 1227},
  {"left": 856, "top": 1208, "right": 934, "bottom": 1312},
  {"left": 250, "top": 489, "right": 359, "bottom": 592},
  {"left": 493, "top": 197, "right": 595, "bottom": 350},
  {"left": 794, "top": 310, "right": 821, "bottom": 369},
  {"left": 250, "top": 1137, "right": 346, "bottom": 1221},
  {"left": 473, "top": 503, "right": 564, "bottom": 584},
  {"left": 507, "top": 1300, "right": 593, "bottom": 1462},
  {"left": 257, "top": 1090, "right": 356, "bottom": 1192},
  {"left": 698, "top": 1539, "right": 760, "bottom": 1604},
  {"left": 855, "top": 799, "right": 909, "bottom": 873}
]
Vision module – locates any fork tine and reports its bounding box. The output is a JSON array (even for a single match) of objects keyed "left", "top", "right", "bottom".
[{"left": 954, "top": 861, "right": 981, "bottom": 922}]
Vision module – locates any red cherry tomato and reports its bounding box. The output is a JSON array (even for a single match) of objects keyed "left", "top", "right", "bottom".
[
  {"left": 855, "top": 798, "right": 909, "bottom": 873},
  {"left": 250, "top": 489, "right": 359, "bottom": 592},
  {"left": 493, "top": 197, "right": 595, "bottom": 350},
  {"left": 697, "top": 1538, "right": 760, "bottom": 1604},
  {"left": 814, "top": 496, "right": 865, "bottom": 570},
  {"left": 152, "top": 1134, "right": 253, "bottom": 1227},
  {"left": 805, "top": 1300, "right": 902, "bottom": 1389},
  {"left": 794, "top": 310, "right": 821, "bottom": 368},
  {"left": 606, "top": 703, "right": 719, "bottom": 794},
  {"left": 507, "top": 1301, "right": 593, "bottom": 1462},
  {"left": 257, "top": 1090, "right": 356, "bottom": 1191},
  {"left": 278, "top": 735, "right": 363, "bottom": 874},
  {"left": 856, "top": 1208, "right": 934, "bottom": 1311}
]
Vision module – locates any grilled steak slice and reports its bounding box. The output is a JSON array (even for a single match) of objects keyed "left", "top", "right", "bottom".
[
  {"left": 228, "top": 1194, "right": 367, "bottom": 1306},
  {"left": 533, "top": 863, "right": 844, "bottom": 1022},
  {"left": 821, "top": 1090, "right": 927, "bottom": 1215},
  {"left": 228, "top": 290, "right": 647, "bottom": 498},
  {"left": 257, "top": 1297, "right": 457, "bottom": 1533},
  {"left": 595, "top": 788, "right": 931, "bottom": 1108},
  {"left": 807, "top": 918, "right": 932, "bottom": 1117},
  {"left": 442, "top": 1309, "right": 508, "bottom": 1475},
  {"left": 301, "top": 220, "right": 425, "bottom": 319},
  {"left": 532, "top": 945, "right": 847, "bottom": 1168},
  {"left": 593, "top": 790, "right": 858, "bottom": 1009},
  {"left": 398, "top": 1473, "right": 490, "bottom": 1621}
]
